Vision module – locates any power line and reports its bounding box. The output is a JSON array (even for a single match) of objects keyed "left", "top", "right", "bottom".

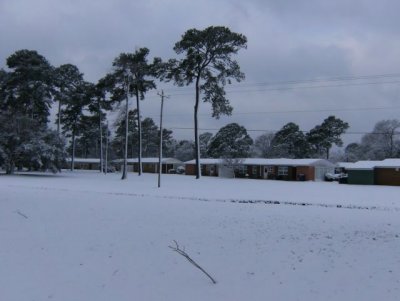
[
  {"left": 152, "top": 80, "right": 400, "bottom": 97},
  {"left": 142, "top": 105, "right": 400, "bottom": 118},
  {"left": 145, "top": 72, "right": 400, "bottom": 97},
  {"left": 166, "top": 126, "right": 400, "bottom": 136},
  {"left": 151, "top": 72, "right": 400, "bottom": 93}
]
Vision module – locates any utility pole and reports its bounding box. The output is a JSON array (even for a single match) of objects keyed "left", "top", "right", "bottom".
[
  {"left": 157, "top": 90, "right": 169, "bottom": 188},
  {"left": 99, "top": 99, "right": 104, "bottom": 173},
  {"left": 105, "top": 121, "right": 109, "bottom": 175}
]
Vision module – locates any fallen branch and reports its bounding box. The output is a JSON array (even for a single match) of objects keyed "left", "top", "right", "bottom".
[
  {"left": 16, "top": 210, "right": 28, "bottom": 219},
  {"left": 169, "top": 240, "right": 217, "bottom": 284}
]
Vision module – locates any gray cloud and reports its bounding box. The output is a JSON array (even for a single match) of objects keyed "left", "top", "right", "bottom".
[{"left": 1, "top": 0, "right": 400, "bottom": 147}]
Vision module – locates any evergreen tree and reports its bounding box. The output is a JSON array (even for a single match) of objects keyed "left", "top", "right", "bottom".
[
  {"left": 106, "top": 48, "right": 157, "bottom": 179},
  {"left": 0, "top": 113, "right": 65, "bottom": 174},
  {"left": 4, "top": 50, "right": 54, "bottom": 124},
  {"left": 112, "top": 109, "right": 139, "bottom": 159},
  {"left": 61, "top": 80, "right": 94, "bottom": 170},
  {"left": 141, "top": 118, "right": 173, "bottom": 157},
  {"left": 199, "top": 132, "right": 213, "bottom": 157},
  {"left": 207, "top": 123, "right": 253, "bottom": 158},
  {"left": 54, "top": 64, "right": 84, "bottom": 134},
  {"left": 166, "top": 26, "right": 247, "bottom": 178},
  {"left": 112, "top": 112, "right": 174, "bottom": 159},
  {"left": 307, "top": 116, "right": 349, "bottom": 159},
  {"left": 0, "top": 50, "right": 66, "bottom": 174},
  {"left": 271, "top": 122, "right": 310, "bottom": 158}
]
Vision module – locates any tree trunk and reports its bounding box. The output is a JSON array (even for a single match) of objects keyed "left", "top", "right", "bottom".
[
  {"left": 98, "top": 101, "right": 104, "bottom": 173},
  {"left": 121, "top": 88, "right": 129, "bottom": 180},
  {"left": 71, "top": 131, "right": 76, "bottom": 171},
  {"left": 194, "top": 76, "right": 201, "bottom": 179},
  {"left": 158, "top": 90, "right": 165, "bottom": 188},
  {"left": 6, "top": 161, "right": 15, "bottom": 175},
  {"left": 136, "top": 90, "right": 142, "bottom": 176},
  {"left": 105, "top": 123, "right": 109, "bottom": 175},
  {"left": 57, "top": 100, "right": 61, "bottom": 135}
]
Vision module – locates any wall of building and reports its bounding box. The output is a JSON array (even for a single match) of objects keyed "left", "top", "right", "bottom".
[
  {"left": 247, "top": 165, "right": 262, "bottom": 179},
  {"left": 347, "top": 170, "right": 375, "bottom": 185},
  {"left": 296, "top": 166, "right": 314, "bottom": 181},
  {"left": 375, "top": 168, "right": 400, "bottom": 186},
  {"left": 185, "top": 164, "right": 196, "bottom": 175}
]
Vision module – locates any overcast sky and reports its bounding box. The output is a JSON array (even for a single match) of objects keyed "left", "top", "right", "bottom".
[{"left": 1, "top": 0, "right": 400, "bottom": 146}]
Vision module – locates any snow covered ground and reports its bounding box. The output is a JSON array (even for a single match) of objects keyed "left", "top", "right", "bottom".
[{"left": 1, "top": 171, "right": 399, "bottom": 301}]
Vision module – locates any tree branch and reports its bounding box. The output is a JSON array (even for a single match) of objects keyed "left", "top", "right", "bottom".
[{"left": 169, "top": 240, "right": 217, "bottom": 284}]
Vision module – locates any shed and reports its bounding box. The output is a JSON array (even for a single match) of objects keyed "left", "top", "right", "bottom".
[
  {"left": 346, "top": 161, "right": 381, "bottom": 185},
  {"left": 374, "top": 159, "right": 400, "bottom": 186}
]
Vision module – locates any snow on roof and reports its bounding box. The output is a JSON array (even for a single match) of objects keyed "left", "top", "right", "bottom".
[
  {"left": 66, "top": 158, "right": 100, "bottom": 163},
  {"left": 375, "top": 158, "right": 400, "bottom": 168},
  {"left": 336, "top": 162, "right": 356, "bottom": 169},
  {"left": 121, "top": 157, "right": 182, "bottom": 164},
  {"left": 346, "top": 160, "right": 383, "bottom": 170},
  {"left": 340, "top": 159, "right": 400, "bottom": 170},
  {"left": 184, "top": 158, "right": 334, "bottom": 167},
  {"left": 184, "top": 159, "right": 221, "bottom": 165}
]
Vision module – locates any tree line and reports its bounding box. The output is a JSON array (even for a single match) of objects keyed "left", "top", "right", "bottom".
[
  {"left": 0, "top": 26, "right": 247, "bottom": 177},
  {"left": 1, "top": 25, "right": 398, "bottom": 176},
  {"left": 193, "top": 116, "right": 349, "bottom": 160},
  {"left": 192, "top": 117, "right": 400, "bottom": 162}
]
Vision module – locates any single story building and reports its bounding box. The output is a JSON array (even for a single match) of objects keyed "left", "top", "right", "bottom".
[
  {"left": 344, "top": 159, "right": 400, "bottom": 186},
  {"left": 346, "top": 161, "right": 381, "bottom": 185},
  {"left": 116, "top": 157, "right": 183, "bottom": 174},
  {"left": 184, "top": 158, "right": 335, "bottom": 181},
  {"left": 374, "top": 159, "right": 400, "bottom": 186},
  {"left": 184, "top": 159, "right": 221, "bottom": 177},
  {"left": 65, "top": 158, "right": 101, "bottom": 170},
  {"left": 242, "top": 158, "right": 335, "bottom": 181}
]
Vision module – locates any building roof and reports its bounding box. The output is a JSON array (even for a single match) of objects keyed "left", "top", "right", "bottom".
[
  {"left": 346, "top": 160, "right": 383, "bottom": 170},
  {"left": 336, "top": 162, "right": 356, "bottom": 169},
  {"left": 375, "top": 158, "right": 400, "bottom": 168},
  {"left": 184, "top": 158, "right": 335, "bottom": 167},
  {"left": 66, "top": 158, "right": 100, "bottom": 163},
  {"left": 341, "top": 159, "right": 400, "bottom": 170},
  {"left": 114, "top": 157, "right": 182, "bottom": 164},
  {"left": 184, "top": 159, "right": 221, "bottom": 165}
]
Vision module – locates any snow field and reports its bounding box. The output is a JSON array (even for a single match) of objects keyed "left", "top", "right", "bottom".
[{"left": 1, "top": 171, "right": 399, "bottom": 301}]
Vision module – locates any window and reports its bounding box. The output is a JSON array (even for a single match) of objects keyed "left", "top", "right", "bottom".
[
  {"left": 267, "top": 166, "right": 274, "bottom": 173},
  {"left": 278, "top": 166, "right": 289, "bottom": 176},
  {"left": 252, "top": 166, "right": 257, "bottom": 175}
]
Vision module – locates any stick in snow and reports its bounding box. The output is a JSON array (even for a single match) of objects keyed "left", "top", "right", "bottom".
[
  {"left": 16, "top": 210, "right": 28, "bottom": 219},
  {"left": 169, "top": 240, "right": 217, "bottom": 284}
]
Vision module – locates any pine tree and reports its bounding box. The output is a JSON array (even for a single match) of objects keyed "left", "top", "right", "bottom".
[
  {"left": 207, "top": 123, "right": 253, "bottom": 158},
  {"left": 5, "top": 50, "right": 54, "bottom": 124},
  {"left": 60, "top": 81, "right": 94, "bottom": 170},
  {"left": 307, "top": 116, "right": 349, "bottom": 159},
  {"left": 166, "top": 26, "right": 247, "bottom": 178},
  {"left": 106, "top": 48, "right": 157, "bottom": 179},
  {"left": 271, "top": 122, "right": 310, "bottom": 158}
]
